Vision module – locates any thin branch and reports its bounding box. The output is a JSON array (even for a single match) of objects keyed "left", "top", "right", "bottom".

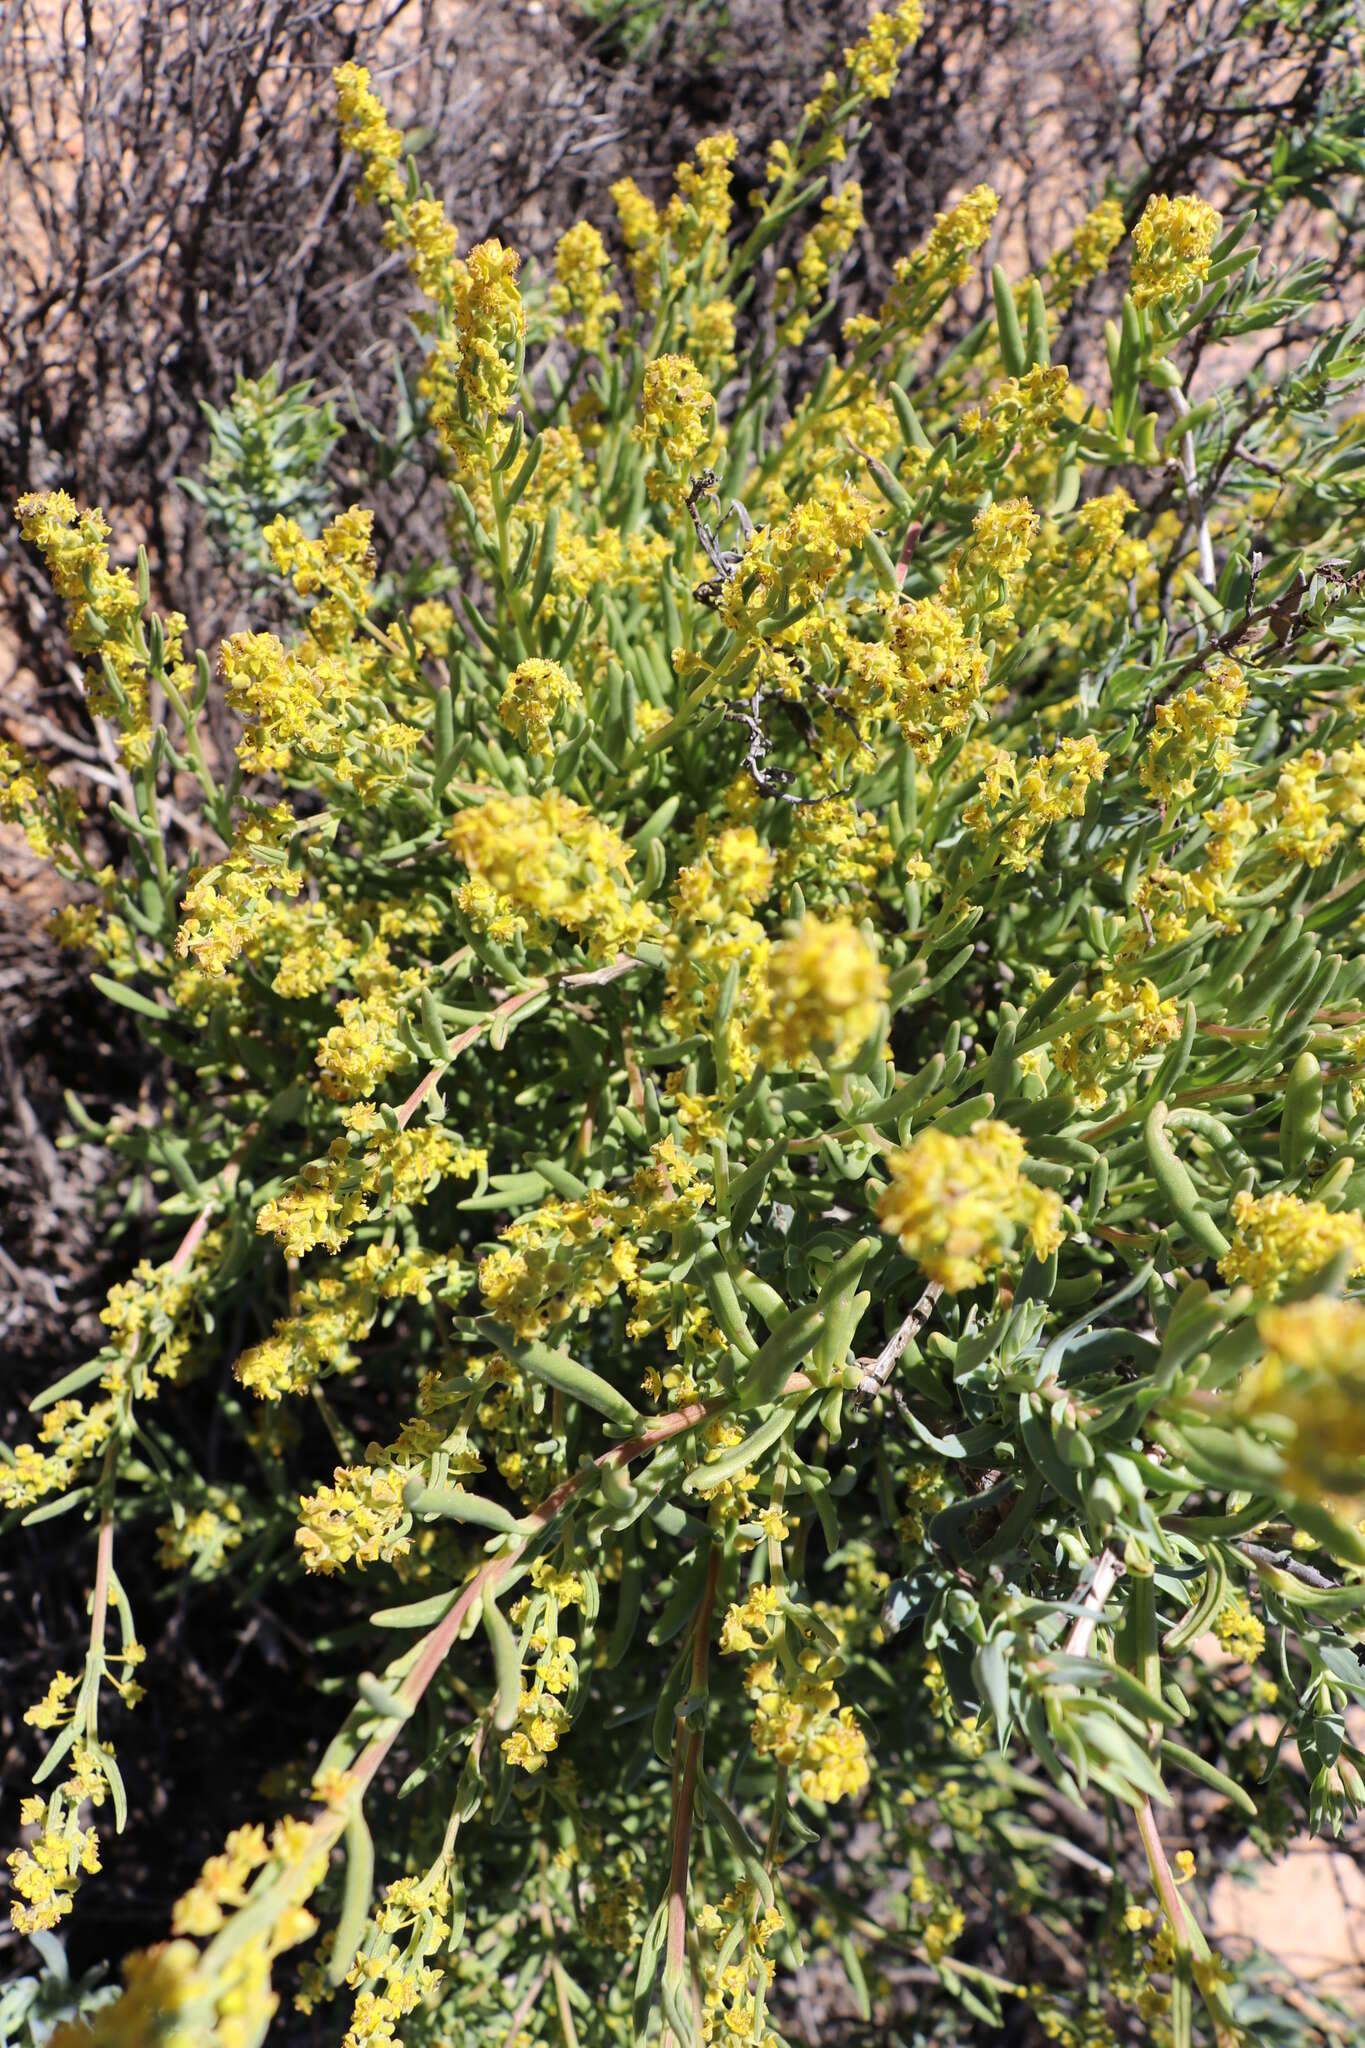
[{"left": 854, "top": 1281, "right": 943, "bottom": 1405}]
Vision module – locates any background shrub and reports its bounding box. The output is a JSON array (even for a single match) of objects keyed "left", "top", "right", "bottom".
[{"left": 4, "top": 6, "right": 1365, "bottom": 2046}]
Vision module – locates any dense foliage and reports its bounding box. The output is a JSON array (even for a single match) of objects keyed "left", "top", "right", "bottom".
[{"left": 5, "top": 9, "right": 1365, "bottom": 2044}]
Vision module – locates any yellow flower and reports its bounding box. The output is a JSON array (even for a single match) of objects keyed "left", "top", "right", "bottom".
[
  {"left": 757, "top": 916, "right": 887, "bottom": 1068},
  {"left": 1213, "top": 1598, "right": 1266, "bottom": 1664},
  {"left": 1239, "top": 1297, "right": 1365, "bottom": 1497},
  {"left": 743, "top": 1658, "right": 870, "bottom": 1803},
  {"left": 635, "top": 353, "right": 715, "bottom": 495},
  {"left": 1048, "top": 197, "right": 1125, "bottom": 309},
  {"left": 1140, "top": 656, "right": 1246, "bottom": 804},
  {"left": 1052, "top": 972, "right": 1182, "bottom": 1111},
  {"left": 263, "top": 505, "right": 375, "bottom": 654},
  {"left": 24, "top": 1670, "right": 80, "bottom": 1731},
  {"left": 175, "top": 804, "right": 302, "bottom": 976},
  {"left": 15, "top": 490, "right": 190, "bottom": 762},
  {"left": 1272, "top": 749, "right": 1343, "bottom": 868},
  {"left": 939, "top": 494, "right": 1040, "bottom": 628},
  {"left": 610, "top": 177, "right": 663, "bottom": 307},
  {"left": 419, "top": 240, "right": 526, "bottom": 468},
  {"left": 449, "top": 790, "right": 662, "bottom": 964},
  {"left": 217, "top": 631, "right": 351, "bottom": 772},
  {"left": 335, "top": 62, "right": 405, "bottom": 203},
  {"left": 1130, "top": 193, "right": 1221, "bottom": 312},
  {"left": 8, "top": 1808, "right": 101, "bottom": 1935},
  {"left": 777, "top": 183, "right": 865, "bottom": 340},
  {"left": 1218, "top": 1190, "right": 1365, "bottom": 1299},
  {"left": 878, "top": 1121, "right": 1064, "bottom": 1292},
  {"left": 498, "top": 658, "right": 583, "bottom": 754},
  {"left": 852, "top": 593, "right": 989, "bottom": 759},
  {"left": 720, "top": 1583, "right": 782, "bottom": 1654},
  {"left": 666, "top": 128, "right": 736, "bottom": 246},
  {"left": 804, "top": 2, "right": 923, "bottom": 126},
  {"left": 172, "top": 1822, "right": 272, "bottom": 1937},
  {"left": 883, "top": 185, "right": 999, "bottom": 329},
  {"left": 0, "top": 738, "right": 82, "bottom": 862},
  {"left": 967, "top": 733, "right": 1110, "bottom": 869},
  {"left": 550, "top": 220, "right": 622, "bottom": 356},
  {"left": 296, "top": 1461, "right": 415, "bottom": 1576}
]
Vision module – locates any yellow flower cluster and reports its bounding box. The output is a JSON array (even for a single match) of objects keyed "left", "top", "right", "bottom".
[
  {"left": 779, "top": 796, "right": 897, "bottom": 911},
  {"left": 611, "top": 176, "right": 664, "bottom": 308},
  {"left": 14, "top": 490, "right": 193, "bottom": 762},
  {"left": 335, "top": 61, "right": 405, "bottom": 203},
  {"left": 1129, "top": 192, "right": 1221, "bottom": 312},
  {"left": 719, "top": 1582, "right": 784, "bottom": 1654},
  {"left": 344, "top": 1937, "right": 445, "bottom": 2048},
  {"left": 497, "top": 657, "right": 583, "bottom": 754},
  {"left": 635, "top": 352, "right": 715, "bottom": 499},
  {"left": 296, "top": 1459, "right": 414, "bottom": 1575},
  {"left": 156, "top": 1500, "right": 244, "bottom": 1575},
  {"left": 315, "top": 978, "right": 416, "bottom": 1102},
  {"left": 1052, "top": 973, "right": 1182, "bottom": 1111},
  {"left": 390, "top": 195, "right": 461, "bottom": 300},
  {"left": 264, "top": 506, "right": 376, "bottom": 655},
  {"left": 696, "top": 1886, "right": 785, "bottom": 2048},
  {"left": 882, "top": 185, "right": 999, "bottom": 328},
  {"left": 952, "top": 376, "right": 1070, "bottom": 497},
  {"left": 8, "top": 1800, "right": 101, "bottom": 1935},
  {"left": 662, "top": 825, "right": 776, "bottom": 1082},
  {"left": 500, "top": 1629, "right": 579, "bottom": 1774},
  {"left": 1272, "top": 749, "right": 1345, "bottom": 868},
  {"left": 176, "top": 804, "right": 302, "bottom": 976},
  {"left": 756, "top": 915, "right": 887, "bottom": 1068},
  {"left": 964, "top": 733, "right": 1109, "bottom": 869},
  {"left": 1022, "top": 490, "right": 1149, "bottom": 648},
  {"left": 0, "top": 1395, "right": 117, "bottom": 1513},
  {"left": 337, "top": 67, "right": 527, "bottom": 475},
  {"left": 1213, "top": 1598, "right": 1267, "bottom": 1663},
  {"left": 0, "top": 1246, "right": 214, "bottom": 1514},
  {"left": 666, "top": 132, "right": 739, "bottom": 266},
  {"left": 24, "top": 1669, "right": 82, "bottom": 1731},
  {"left": 236, "top": 1253, "right": 382, "bottom": 1399},
  {"left": 845, "top": 1, "right": 924, "bottom": 98},
  {"left": 744, "top": 1657, "right": 871, "bottom": 1803},
  {"left": 63, "top": 1815, "right": 326, "bottom": 2048},
  {"left": 217, "top": 630, "right": 350, "bottom": 773},
  {"left": 550, "top": 220, "right": 621, "bottom": 356},
  {"left": 449, "top": 789, "right": 661, "bottom": 963},
  {"left": 255, "top": 1128, "right": 484, "bottom": 1263},
  {"left": 1241, "top": 1297, "right": 1365, "bottom": 1497},
  {"left": 776, "top": 182, "right": 865, "bottom": 342},
  {"left": 939, "top": 495, "right": 1040, "bottom": 626},
  {"left": 878, "top": 1121, "right": 1064, "bottom": 1292},
  {"left": 1141, "top": 656, "right": 1246, "bottom": 804},
  {"left": 852, "top": 593, "right": 989, "bottom": 760},
  {"left": 1219, "top": 1190, "right": 1365, "bottom": 1298},
  {"left": 172, "top": 1820, "right": 274, "bottom": 1937},
  {"left": 479, "top": 1138, "right": 710, "bottom": 1341},
  {"left": 1047, "top": 197, "right": 1125, "bottom": 310},
  {"left": 423, "top": 238, "right": 526, "bottom": 462},
  {"left": 1134, "top": 793, "right": 1256, "bottom": 941},
  {"left": 0, "top": 738, "right": 82, "bottom": 862},
  {"left": 803, "top": 3, "right": 924, "bottom": 127},
  {"left": 502, "top": 1559, "right": 586, "bottom": 1771}
]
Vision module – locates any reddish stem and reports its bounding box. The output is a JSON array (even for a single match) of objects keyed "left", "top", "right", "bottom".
[
  {"left": 320, "top": 1380, "right": 809, "bottom": 1842},
  {"left": 397, "top": 986, "right": 548, "bottom": 1129}
]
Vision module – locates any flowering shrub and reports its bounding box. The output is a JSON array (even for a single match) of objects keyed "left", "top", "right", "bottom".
[{"left": 7, "top": 11, "right": 1365, "bottom": 2044}]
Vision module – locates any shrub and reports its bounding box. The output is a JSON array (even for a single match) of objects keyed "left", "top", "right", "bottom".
[{"left": 6, "top": 12, "right": 1365, "bottom": 2046}]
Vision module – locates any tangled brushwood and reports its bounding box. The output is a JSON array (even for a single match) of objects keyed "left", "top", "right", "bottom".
[{"left": 7, "top": 9, "right": 1365, "bottom": 2044}]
